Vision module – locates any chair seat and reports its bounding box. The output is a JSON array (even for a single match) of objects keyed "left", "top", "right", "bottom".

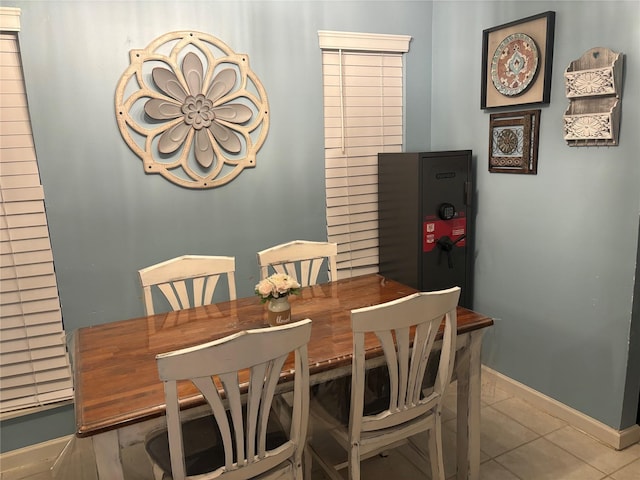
[
  {"left": 311, "top": 356, "right": 441, "bottom": 427},
  {"left": 311, "top": 365, "right": 391, "bottom": 426},
  {"left": 146, "top": 413, "right": 289, "bottom": 478}
]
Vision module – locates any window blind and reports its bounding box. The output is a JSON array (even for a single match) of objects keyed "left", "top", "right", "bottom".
[
  {"left": 0, "top": 9, "right": 73, "bottom": 415},
  {"left": 319, "top": 31, "right": 410, "bottom": 279}
]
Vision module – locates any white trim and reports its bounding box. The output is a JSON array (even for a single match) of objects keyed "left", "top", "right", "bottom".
[
  {"left": 0, "top": 435, "right": 71, "bottom": 473},
  {"left": 0, "top": 7, "right": 20, "bottom": 31},
  {"left": 482, "top": 366, "right": 640, "bottom": 451},
  {"left": 318, "top": 30, "right": 411, "bottom": 53}
]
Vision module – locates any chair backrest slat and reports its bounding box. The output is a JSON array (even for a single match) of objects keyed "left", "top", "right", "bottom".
[
  {"left": 138, "top": 255, "right": 237, "bottom": 315},
  {"left": 257, "top": 240, "right": 338, "bottom": 287}
]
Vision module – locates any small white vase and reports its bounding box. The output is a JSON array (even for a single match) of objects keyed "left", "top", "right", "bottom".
[{"left": 267, "top": 295, "right": 291, "bottom": 326}]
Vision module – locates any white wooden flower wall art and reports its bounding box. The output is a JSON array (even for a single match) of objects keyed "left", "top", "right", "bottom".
[{"left": 115, "top": 31, "right": 270, "bottom": 189}]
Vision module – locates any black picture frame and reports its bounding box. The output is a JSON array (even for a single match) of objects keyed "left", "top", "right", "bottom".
[{"left": 481, "top": 11, "right": 555, "bottom": 109}]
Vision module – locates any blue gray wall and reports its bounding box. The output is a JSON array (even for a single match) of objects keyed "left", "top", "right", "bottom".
[
  {"left": 1, "top": 0, "right": 638, "bottom": 453},
  {"left": 429, "top": 1, "right": 640, "bottom": 433}
]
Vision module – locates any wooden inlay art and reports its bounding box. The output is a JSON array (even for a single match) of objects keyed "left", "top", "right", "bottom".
[
  {"left": 115, "top": 31, "right": 270, "bottom": 188},
  {"left": 488, "top": 109, "right": 540, "bottom": 174}
]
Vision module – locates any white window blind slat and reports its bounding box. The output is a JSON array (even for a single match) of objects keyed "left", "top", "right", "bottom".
[
  {"left": 0, "top": 173, "right": 40, "bottom": 189},
  {"left": 1, "top": 387, "right": 74, "bottom": 413},
  {"left": 1, "top": 311, "right": 62, "bottom": 332},
  {"left": 1, "top": 296, "right": 60, "bottom": 318},
  {"left": 324, "top": 116, "right": 402, "bottom": 129},
  {"left": 0, "top": 80, "right": 25, "bottom": 94},
  {"left": 325, "top": 155, "right": 379, "bottom": 168},
  {"left": 1, "top": 236, "right": 52, "bottom": 255},
  {"left": 1, "top": 261, "right": 54, "bottom": 280},
  {"left": 326, "top": 173, "right": 377, "bottom": 189},
  {"left": 3, "top": 376, "right": 73, "bottom": 401},
  {"left": 325, "top": 144, "right": 402, "bottom": 159},
  {"left": 323, "top": 85, "right": 403, "bottom": 101},
  {"left": 327, "top": 193, "right": 377, "bottom": 208},
  {"left": 326, "top": 184, "right": 377, "bottom": 200},
  {"left": 2, "top": 352, "right": 69, "bottom": 380},
  {"left": 0, "top": 107, "right": 29, "bottom": 123},
  {"left": 0, "top": 272, "right": 56, "bottom": 290},
  {"left": 0, "top": 224, "right": 48, "bottom": 242},
  {"left": 337, "top": 254, "right": 379, "bottom": 270},
  {"left": 326, "top": 165, "right": 377, "bottom": 179},
  {"left": 325, "top": 125, "right": 403, "bottom": 141},
  {"left": 0, "top": 121, "right": 32, "bottom": 137},
  {"left": 326, "top": 202, "right": 377, "bottom": 218},
  {"left": 325, "top": 135, "right": 402, "bottom": 150},
  {"left": 324, "top": 73, "right": 403, "bottom": 88},
  {"left": 0, "top": 211, "right": 47, "bottom": 229},
  {"left": 2, "top": 249, "right": 54, "bottom": 267},
  {"left": 1, "top": 286, "right": 59, "bottom": 306},
  {"left": 0, "top": 146, "right": 35, "bottom": 162},
  {"left": 329, "top": 229, "right": 378, "bottom": 245},
  {"left": 1, "top": 344, "right": 65, "bottom": 364},
  {"left": 1, "top": 200, "right": 45, "bottom": 216},
  {"left": 326, "top": 210, "right": 377, "bottom": 226},
  {"left": 324, "top": 105, "right": 403, "bottom": 119},
  {"left": 328, "top": 219, "right": 378, "bottom": 237},
  {"left": 0, "top": 22, "right": 73, "bottom": 414}
]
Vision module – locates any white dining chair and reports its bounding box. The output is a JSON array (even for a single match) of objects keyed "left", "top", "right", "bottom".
[
  {"left": 138, "top": 255, "right": 237, "bottom": 315},
  {"left": 144, "top": 318, "right": 312, "bottom": 480},
  {"left": 257, "top": 240, "right": 338, "bottom": 287},
  {"left": 307, "top": 287, "right": 460, "bottom": 480}
]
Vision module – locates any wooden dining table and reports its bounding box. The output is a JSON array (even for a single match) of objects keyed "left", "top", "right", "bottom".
[{"left": 71, "top": 273, "right": 493, "bottom": 480}]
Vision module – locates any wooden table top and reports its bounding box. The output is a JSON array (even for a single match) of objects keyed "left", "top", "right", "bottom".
[{"left": 74, "top": 273, "right": 493, "bottom": 437}]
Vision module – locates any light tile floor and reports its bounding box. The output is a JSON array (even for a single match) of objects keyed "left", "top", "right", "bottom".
[{"left": 3, "top": 375, "right": 639, "bottom": 480}]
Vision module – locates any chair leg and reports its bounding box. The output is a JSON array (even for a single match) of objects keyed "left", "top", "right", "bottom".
[
  {"left": 303, "top": 445, "right": 312, "bottom": 480},
  {"left": 348, "top": 443, "right": 361, "bottom": 480},
  {"left": 428, "top": 415, "right": 446, "bottom": 480},
  {"left": 151, "top": 462, "right": 164, "bottom": 480},
  {"left": 427, "top": 428, "right": 440, "bottom": 480}
]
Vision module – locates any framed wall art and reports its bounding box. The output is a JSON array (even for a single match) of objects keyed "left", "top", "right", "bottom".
[
  {"left": 488, "top": 109, "right": 540, "bottom": 174},
  {"left": 481, "top": 11, "right": 555, "bottom": 109}
]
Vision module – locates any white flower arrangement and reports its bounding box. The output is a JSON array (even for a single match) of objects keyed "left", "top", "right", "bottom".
[{"left": 255, "top": 273, "right": 301, "bottom": 303}]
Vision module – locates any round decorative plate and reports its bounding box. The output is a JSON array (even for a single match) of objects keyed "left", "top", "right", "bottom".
[
  {"left": 496, "top": 128, "right": 519, "bottom": 154},
  {"left": 491, "top": 33, "right": 539, "bottom": 96}
]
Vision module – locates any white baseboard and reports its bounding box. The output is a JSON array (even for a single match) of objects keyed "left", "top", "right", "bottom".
[
  {"left": 0, "top": 435, "right": 72, "bottom": 473},
  {"left": 482, "top": 366, "right": 640, "bottom": 451}
]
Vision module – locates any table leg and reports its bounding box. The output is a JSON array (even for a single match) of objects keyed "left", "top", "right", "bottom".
[
  {"left": 92, "top": 430, "right": 125, "bottom": 480},
  {"left": 456, "top": 330, "right": 484, "bottom": 480}
]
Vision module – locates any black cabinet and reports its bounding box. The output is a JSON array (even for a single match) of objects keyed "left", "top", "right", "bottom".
[{"left": 378, "top": 151, "right": 474, "bottom": 308}]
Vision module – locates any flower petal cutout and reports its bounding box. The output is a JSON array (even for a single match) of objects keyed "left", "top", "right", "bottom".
[
  {"left": 213, "top": 104, "right": 253, "bottom": 124},
  {"left": 152, "top": 67, "right": 188, "bottom": 103},
  {"left": 145, "top": 99, "right": 182, "bottom": 120},
  {"left": 194, "top": 129, "right": 214, "bottom": 169},
  {"left": 158, "top": 122, "right": 191, "bottom": 154},
  {"left": 206, "top": 68, "right": 237, "bottom": 103},
  {"left": 209, "top": 122, "right": 241, "bottom": 153},
  {"left": 182, "top": 53, "right": 204, "bottom": 97}
]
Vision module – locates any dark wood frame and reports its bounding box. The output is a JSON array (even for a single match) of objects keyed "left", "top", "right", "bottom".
[
  {"left": 481, "top": 11, "right": 555, "bottom": 109},
  {"left": 488, "top": 109, "right": 540, "bottom": 174}
]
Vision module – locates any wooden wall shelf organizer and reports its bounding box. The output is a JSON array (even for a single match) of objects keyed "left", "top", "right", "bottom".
[{"left": 563, "top": 47, "right": 624, "bottom": 146}]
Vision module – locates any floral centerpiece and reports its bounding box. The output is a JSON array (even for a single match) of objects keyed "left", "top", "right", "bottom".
[
  {"left": 255, "top": 273, "right": 301, "bottom": 302},
  {"left": 255, "top": 273, "right": 301, "bottom": 326}
]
